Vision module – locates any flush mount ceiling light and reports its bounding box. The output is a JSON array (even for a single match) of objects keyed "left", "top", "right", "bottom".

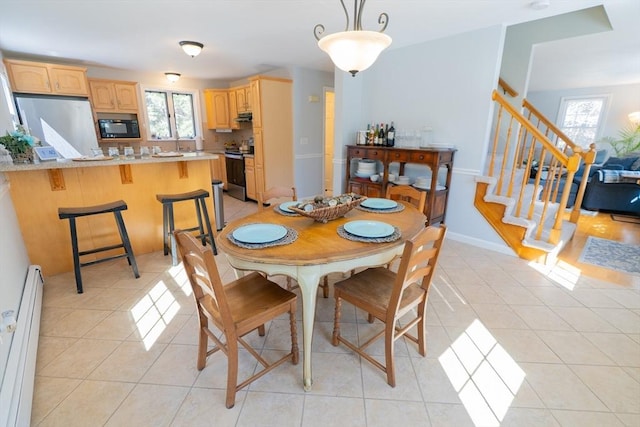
[
  {"left": 179, "top": 41, "right": 204, "bottom": 57},
  {"left": 314, "top": 0, "right": 391, "bottom": 77},
  {"left": 530, "top": 0, "right": 550, "bottom": 10},
  {"left": 164, "top": 72, "right": 181, "bottom": 83}
]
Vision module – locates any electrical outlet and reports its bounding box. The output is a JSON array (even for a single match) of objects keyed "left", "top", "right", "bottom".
[{"left": 300, "top": 137, "right": 309, "bottom": 145}]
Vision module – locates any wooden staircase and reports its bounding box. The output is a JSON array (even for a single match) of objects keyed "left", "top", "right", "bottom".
[{"left": 475, "top": 90, "right": 598, "bottom": 262}]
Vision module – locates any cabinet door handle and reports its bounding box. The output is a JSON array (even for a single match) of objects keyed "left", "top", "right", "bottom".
[{"left": 55, "top": 81, "right": 60, "bottom": 90}]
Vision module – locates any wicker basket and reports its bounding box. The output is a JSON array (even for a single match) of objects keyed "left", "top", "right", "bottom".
[{"left": 290, "top": 195, "right": 367, "bottom": 223}]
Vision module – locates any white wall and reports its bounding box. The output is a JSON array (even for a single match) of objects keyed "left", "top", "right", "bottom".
[
  {"left": 0, "top": 55, "right": 31, "bottom": 389},
  {"left": 526, "top": 83, "right": 640, "bottom": 155},
  {"left": 291, "top": 67, "right": 333, "bottom": 198},
  {"left": 334, "top": 25, "right": 512, "bottom": 251}
]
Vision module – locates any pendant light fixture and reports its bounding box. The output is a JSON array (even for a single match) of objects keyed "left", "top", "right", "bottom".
[
  {"left": 179, "top": 41, "right": 204, "bottom": 57},
  {"left": 165, "top": 72, "right": 181, "bottom": 83},
  {"left": 314, "top": 0, "right": 391, "bottom": 77}
]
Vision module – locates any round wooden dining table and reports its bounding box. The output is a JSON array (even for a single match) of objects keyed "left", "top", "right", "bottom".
[{"left": 216, "top": 200, "right": 426, "bottom": 390}]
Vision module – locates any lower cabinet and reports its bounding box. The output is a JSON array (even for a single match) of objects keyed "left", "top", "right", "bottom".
[{"left": 245, "top": 156, "right": 256, "bottom": 200}]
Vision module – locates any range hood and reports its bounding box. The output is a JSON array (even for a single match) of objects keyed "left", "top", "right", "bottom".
[{"left": 234, "top": 112, "right": 252, "bottom": 122}]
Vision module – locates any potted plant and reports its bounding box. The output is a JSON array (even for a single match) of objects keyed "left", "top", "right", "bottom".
[
  {"left": 0, "top": 125, "right": 35, "bottom": 163},
  {"left": 600, "top": 124, "right": 640, "bottom": 157}
]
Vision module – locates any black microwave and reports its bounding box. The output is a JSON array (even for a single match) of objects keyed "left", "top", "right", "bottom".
[{"left": 98, "top": 119, "right": 140, "bottom": 139}]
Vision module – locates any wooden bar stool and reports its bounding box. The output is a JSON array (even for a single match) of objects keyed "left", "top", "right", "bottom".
[
  {"left": 58, "top": 200, "right": 140, "bottom": 294},
  {"left": 156, "top": 189, "right": 217, "bottom": 266}
]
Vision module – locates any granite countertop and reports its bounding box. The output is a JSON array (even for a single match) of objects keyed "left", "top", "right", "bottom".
[{"left": 0, "top": 151, "right": 219, "bottom": 173}]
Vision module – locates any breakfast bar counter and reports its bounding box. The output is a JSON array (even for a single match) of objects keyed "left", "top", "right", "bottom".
[{"left": 1, "top": 152, "right": 219, "bottom": 275}]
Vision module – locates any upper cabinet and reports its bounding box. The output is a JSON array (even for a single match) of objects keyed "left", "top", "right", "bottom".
[
  {"left": 204, "top": 89, "right": 231, "bottom": 129},
  {"left": 89, "top": 79, "right": 139, "bottom": 113},
  {"left": 234, "top": 85, "right": 251, "bottom": 113},
  {"left": 4, "top": 59, "right": 89, "bottom": 96}
]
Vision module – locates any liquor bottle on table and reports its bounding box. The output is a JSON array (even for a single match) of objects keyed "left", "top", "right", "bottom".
[
  {"left": 378, "top": 123, "right": 385, "bottom": 147},
  {"left": 387, "top": 122, "right": 395, "bottom": 147}
]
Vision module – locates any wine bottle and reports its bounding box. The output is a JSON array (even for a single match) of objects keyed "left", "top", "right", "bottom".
[
  {"left": 387, "top": 122, "right": 395, "bottom": 147},
  {"left": 374, "top": 124, "right": 380, "bottom": 146},
  {"left": 378, "top": 123, "right": 385, "bottom": 147}
]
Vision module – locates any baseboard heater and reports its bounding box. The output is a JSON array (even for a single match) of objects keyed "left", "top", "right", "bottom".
[{"left": 0, "top": 265, "right": 43, "bottom": 427}]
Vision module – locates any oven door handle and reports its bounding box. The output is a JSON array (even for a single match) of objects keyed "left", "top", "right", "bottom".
[{"left": 224, "top": 153, "right": 244, "bottom": 160}]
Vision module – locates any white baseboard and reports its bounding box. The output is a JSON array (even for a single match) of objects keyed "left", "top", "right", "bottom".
[{"left": 446, "top": 231, "right": 517, "bottom": 257}]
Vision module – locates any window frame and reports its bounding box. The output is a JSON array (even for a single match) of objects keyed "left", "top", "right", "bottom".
[
  {"left": 556, "top": 94, "right": 610, "bottom": 148},
  {"left": 140, "top": 85, "right": 202, "bottom": 142}
]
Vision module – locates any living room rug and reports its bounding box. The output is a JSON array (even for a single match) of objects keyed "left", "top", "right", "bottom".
[{"left": 578, "top": 236, "right": 640, "bottom": 275}]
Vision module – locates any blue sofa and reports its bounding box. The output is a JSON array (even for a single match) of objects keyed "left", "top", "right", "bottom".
[{"left": 581, "top": 154, "right": 640, "bottom": 216}]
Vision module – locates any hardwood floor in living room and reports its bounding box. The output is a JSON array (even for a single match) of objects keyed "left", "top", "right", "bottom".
[{"left": 559, "top": 212, "right": 640, "bottom": 287}]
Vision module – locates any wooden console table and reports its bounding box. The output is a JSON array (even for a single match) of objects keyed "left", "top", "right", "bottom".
[{"left": 346, "top": 145, "right": 456, "bottom": 225}]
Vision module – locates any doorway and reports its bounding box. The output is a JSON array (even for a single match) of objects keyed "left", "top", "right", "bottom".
[{"left": 323, "top": 88, "right": 335, "bottom": 196}]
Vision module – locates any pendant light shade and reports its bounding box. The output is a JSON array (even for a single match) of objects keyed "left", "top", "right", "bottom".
[
  {"left": 179, "top": 41, "right": 204, "bottom": 57},
  {"left": 314, "top": 0, "right": 391, "bottom": 77},
  {"left": 165, "top": 72, "right": 181, "bottom": 83},
  {"left": 318, "top": 30, "right": 391, "bottom": 76}
]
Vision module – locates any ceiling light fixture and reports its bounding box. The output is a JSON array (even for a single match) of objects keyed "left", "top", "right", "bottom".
[
  {"left": 628, "top": 111, "right": 640, "bottom": 125},
  {"left": 164, "top": 72, "right": 181, "bottom": 83},
  {"left": 530, "top": 0, "right": 550, "bottom": 10},
  {"left": 179, "top": 41, "right": 204, "bottom": 57},
  {"left": 314, "top": 0, "right": 391, "bottom": 77}
]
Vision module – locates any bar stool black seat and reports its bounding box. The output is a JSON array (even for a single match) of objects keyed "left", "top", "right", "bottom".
[
  {"left": 58, "top": 200, "right": 140, "bottom": 294},
  {"left": 156, "top": 189, "right": 217, "bottom": 266}
]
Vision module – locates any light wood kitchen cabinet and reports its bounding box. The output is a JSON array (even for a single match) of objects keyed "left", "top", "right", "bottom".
[
  {"left": 228, "top": 89, "right": 240, "bottom": 130},
  {"left": 234, "top": 85, "right": 251, "bottom": 113},
  {"left": 4, "top": 59, "right": 88, "bottom": 96},
  {"left": 204, "top": 89, "right": 231, "bottom": 129},
  {"left": 250, "top": 79, "right": 262, "bottom": 128},
  {"left": 346, "top": 145, "right": 456, "bottom": 225},
  {"left": 89, "top": 79, "right": 139, "bottom": 112},
  {"left": 248, "top": 76, "right": 292, "bottom": 197},
  {"left": 244, "top": 156, "right": 256, "bottom": 200}
]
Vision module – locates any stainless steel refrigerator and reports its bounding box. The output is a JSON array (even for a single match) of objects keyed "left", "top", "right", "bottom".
[{"left": 14, "top": 94, "right": 98, "bottom": 158}]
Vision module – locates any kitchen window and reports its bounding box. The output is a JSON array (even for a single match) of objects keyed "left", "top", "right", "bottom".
[
  {"left": 143, "top": 88, "right": 200, "bottom": 140},
  {"left": 557, "top": 95, "right": 609, "bottom": 148}
]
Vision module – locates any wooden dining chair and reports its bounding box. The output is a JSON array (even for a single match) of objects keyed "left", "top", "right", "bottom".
[
  {"left": 257, "top": 186, "right": 297, "bottom": 211},
  {"left": 331, "top": 225, "right": 446, "bottom": 387},
  {"left": 174, "top": 230, "right": 299, "bottom": 409},
  {"left": 386, "top": 184, "right": 427, "bottom": 212}
]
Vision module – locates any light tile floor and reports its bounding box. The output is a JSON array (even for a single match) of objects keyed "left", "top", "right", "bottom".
[{"left": 32, "top": 195, "right": 640, "bottom": 426}]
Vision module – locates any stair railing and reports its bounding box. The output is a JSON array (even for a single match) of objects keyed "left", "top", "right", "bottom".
[
  {"left": 522, "top": 99, "right": 597, "bottom": 222},
  {"left": 488, "top": 90, "right": 582, "bottom": 246}
]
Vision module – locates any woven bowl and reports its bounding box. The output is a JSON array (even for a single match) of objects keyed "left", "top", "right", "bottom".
[{"left": 290, "top": 195, "right": 367, "bottom": 223}]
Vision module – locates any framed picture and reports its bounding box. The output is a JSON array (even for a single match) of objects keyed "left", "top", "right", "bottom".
[{"left": 34, "top": 146, "right": 59, "bottom": 161}]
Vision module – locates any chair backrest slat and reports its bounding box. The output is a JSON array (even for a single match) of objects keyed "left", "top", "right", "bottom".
[
  {"left": 385, "top": 185, "right": 427, "bottom": 212},
  {"left": 386, "top": 225, "right": 446, "bottom": 323},
  {"left": 175, "top": 231, "right": 236, "bottom": 334}
]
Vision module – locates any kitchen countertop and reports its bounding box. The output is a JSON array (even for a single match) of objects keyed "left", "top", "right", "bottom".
[{"left": 0, "top": 151, "right": 218, "bottom": 172}]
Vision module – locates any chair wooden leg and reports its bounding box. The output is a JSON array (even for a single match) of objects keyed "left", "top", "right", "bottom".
[
  {"left": 385, "top": 326, "right": 396, "bottom": 387},
  {"left": 289, "top": 304, "right": 299, "bottom": 364},
  {"left": 332, "top": 296, "right": 342, "bottom": 346},
  {"left": 225, "top": 340, "right": 239, "bottom": 409},
  {"left": 367, "top": 313, "right": 375, "bottom": 323},
  {"left": 321, "top": 275, "right": 329, "bottom": 298},
  {"left": 197, "top": 316, "right": 208, "bottom": 370},
  {"left": 417, "top": 301, "right": 427, "bottom": 356},
  {"left": 258, "top": 324, "right": 266, "bottom": 336}
]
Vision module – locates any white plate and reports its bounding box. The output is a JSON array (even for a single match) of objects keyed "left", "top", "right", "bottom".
[
  {"left": 413, "top": 183, "right": 446, "bottom": 191},
  {"left": 360, "top": 198, "right": 398, "bottom": 210},
  {"left": 279, "top": 201, "right": 298, "bottom": 213},
  {"left": 355, "top": 171, "right": 374, "bottom": 178},
  {"left": 232, "top": 224, "right": 287, "bottom": 244},
  {"left": 344, "top": 220, "right": 395, "bottom": 238}
]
